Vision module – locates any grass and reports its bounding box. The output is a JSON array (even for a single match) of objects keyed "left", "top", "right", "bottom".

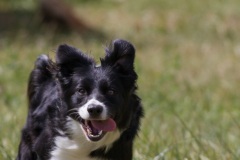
[{"left": 1, "top": 0, "right": 240, "bottom": 159}]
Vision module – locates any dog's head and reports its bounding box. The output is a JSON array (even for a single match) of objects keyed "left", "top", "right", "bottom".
[{"left": 56, "top": 39, "right": 138, "bottom": 142}]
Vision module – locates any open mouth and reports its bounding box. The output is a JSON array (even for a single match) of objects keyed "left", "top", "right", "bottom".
[
  {"left": 79, "top": 118, "right": 116, "bottom": 142},
  {"left": 81, "top": 120, "right": 106, "bottom": 141}
]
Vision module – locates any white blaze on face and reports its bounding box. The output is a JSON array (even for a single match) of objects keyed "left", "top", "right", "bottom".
[{"left": 78, "top": 98, "right": 108, "bottom": 120}]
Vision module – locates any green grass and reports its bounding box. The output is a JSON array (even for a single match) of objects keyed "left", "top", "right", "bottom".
[{"left": 1, "top": 0, "right": 240, "bottom": 159}]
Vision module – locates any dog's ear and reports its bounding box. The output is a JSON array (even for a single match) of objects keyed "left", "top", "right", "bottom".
[
  {"left": 56, "top": 44, "right": 93, "bottom": 77},
  {"left": 102, "top": 39, "right": 135, "bottom": 74}
]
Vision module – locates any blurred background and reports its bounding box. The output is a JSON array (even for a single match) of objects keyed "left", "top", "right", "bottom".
[{"left": 1, "top": 0, "right": 240, "bottom": 159}]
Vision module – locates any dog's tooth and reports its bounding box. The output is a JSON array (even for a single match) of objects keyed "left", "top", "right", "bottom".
[{"left": 87, "top": 128, "right": 91, "bottom": 134}]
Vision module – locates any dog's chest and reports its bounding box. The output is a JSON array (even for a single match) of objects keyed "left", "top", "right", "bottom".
[
  {"left": 49, "top": 118, "right": 120, "bottom": 160},
  {"left": 50, "top": 136, "right": 97, "bottom": 160}
]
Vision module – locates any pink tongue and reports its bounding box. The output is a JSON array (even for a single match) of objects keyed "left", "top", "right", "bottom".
[{"left": 91, "top": 118, "right": 116, "bottom": 132}]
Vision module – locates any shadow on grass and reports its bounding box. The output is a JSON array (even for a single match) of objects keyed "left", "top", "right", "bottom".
[{"left": 0, "top": 9, "right": 106, "bottom": 41}]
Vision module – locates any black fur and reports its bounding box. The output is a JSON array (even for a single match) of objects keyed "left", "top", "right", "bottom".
[{"left": 17, "top": 39, "right": 143, "bottom": 160}]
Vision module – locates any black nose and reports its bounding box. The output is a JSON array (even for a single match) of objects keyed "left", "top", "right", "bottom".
[{"left": 87, "top": 104, "right": 103, "bottom": 117}]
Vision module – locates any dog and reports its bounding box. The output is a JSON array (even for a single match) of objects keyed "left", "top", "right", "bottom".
[{"left": 16, "top": 39, "right": 143, "bottom": 160}]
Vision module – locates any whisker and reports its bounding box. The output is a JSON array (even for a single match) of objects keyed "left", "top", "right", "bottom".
[
  {"left": 67, "top": 108, "right": 78, "bottom": 113},
  {"left": 68, "top": 112, "right": 78, "bottom": 117},
  {"left": 76, "top": 115, "right": 82, "bottom": 121},
  {"left": 67, "top": 110, "right": 83, "bottom": 122},
  {"left": 108, "top": 113, "right": 115, "bottom": 118}
]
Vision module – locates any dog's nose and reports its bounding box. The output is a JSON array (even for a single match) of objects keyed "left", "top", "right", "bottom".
[{"left": 87, "top": 104, "right": 103, "bottom": 117}]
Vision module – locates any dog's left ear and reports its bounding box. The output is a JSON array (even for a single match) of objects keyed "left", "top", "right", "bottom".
[{"left": 102, "top": 39, "right": 135, "bottom": 74}]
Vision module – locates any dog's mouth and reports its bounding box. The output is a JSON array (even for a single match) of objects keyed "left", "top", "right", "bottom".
[{"left": 79, "top": 118, "right": 116, "bottom": 142}]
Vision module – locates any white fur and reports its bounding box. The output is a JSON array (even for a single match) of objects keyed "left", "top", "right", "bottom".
[
  {"left": 38, "top": 54, "right": 49, "bottom": 61},
  {"left": 78, "top": 98, "right": 107, "bottom": 120},
  {"left": 50, "top": 117, "right": 120, "bottom": 160}
]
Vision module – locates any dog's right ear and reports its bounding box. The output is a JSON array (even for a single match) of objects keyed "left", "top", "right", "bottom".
[{"left": 56, "top": 44, "right": 94, "bottom": 77}]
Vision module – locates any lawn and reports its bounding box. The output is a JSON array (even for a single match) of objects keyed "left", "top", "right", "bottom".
[{"left": 1, "top": 0, "right": 240, "bottom": 159}]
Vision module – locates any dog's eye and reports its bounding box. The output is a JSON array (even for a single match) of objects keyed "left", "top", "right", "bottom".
[
  {"left": 107, "top": 89, "right": 116, "bottom": 96},
  {"left": 78, "top": 88, "right": 87, "bottom": 95}
]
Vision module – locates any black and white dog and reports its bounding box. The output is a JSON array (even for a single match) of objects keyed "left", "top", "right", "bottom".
[{"left": 17, "top": 39, "right": 143, "bottom": 160}]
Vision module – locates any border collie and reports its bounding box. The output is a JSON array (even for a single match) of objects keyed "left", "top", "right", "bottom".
[{"left": 16, "top": 39, "right": 143, "bottom": 160}]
